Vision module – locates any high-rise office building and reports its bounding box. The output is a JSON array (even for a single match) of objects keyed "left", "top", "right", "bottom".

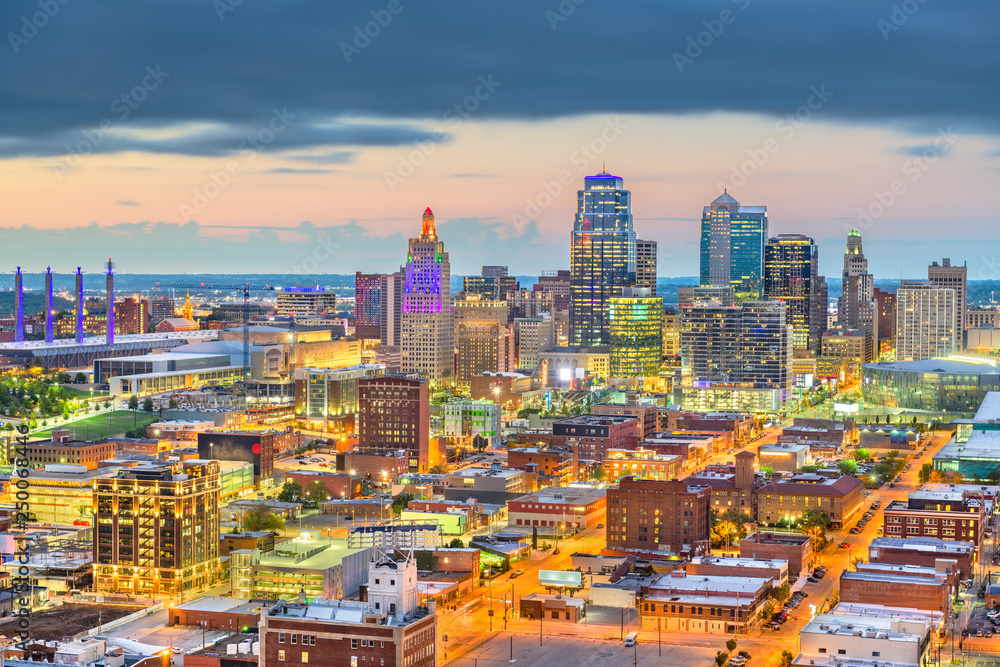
[
  {"left": 699, "top": 191, "right": 768, "bottom": 301},
  {"left": 896, "top": 280, "right": 957, "bottom": 361},
  {"left": 454, "top": 293, "right": 514, "bottom": 385},
  {"left": 764, "top": 234, "right": 823, "bottom": 353},
  {"left": 358, "top": 374, "right": 431, "bottom": 472},
  {"left": 148, "top": 296, "right": 175, "bottom": 324},
  {"left": 276, "top": 286, "right": 338, "bottom": 318},
  {"left": 874, "top": 287, "right": 897, "bottom": 352},
  {"left": 463, "top": 265, "right": 518, "bottom": 300},
  {"left": 354, "top": 272, "right": 383, "bottom": 340},
  {"left": 570, "top": 170, "right": 636, "bottom": 347},
  {"left": 928, "top": 258, "right": 967, "bottom": 348},
  {"left": 515, "top": 314, "right": 554, "bottom": 371},
  {"left": 678, "top": 285, "right": 735, "bottom": 308},
  {"left": 837, "top": 230, "right": 878, "bottom": 350},
  {"left": 93, "top": 460, "right": 221, "bottom": 596},
  {"left": 380, "top": 271, "right": 403, "bottom": 347},
  {"left": 679, "top": 300, "right": 792, "bottom": 411},
  {"left": 400, "top": 208, "right": 454, "bottom": 382},
  {"left": 507, "top": 288, "right": 554, "bottom": 323},
  {"left": 636, "top": 239, "right": 658, "bottom": 295},
  {"left": 536, "top": 270, "right": 572, "bottom": 311},
  {"left": 609, "top": 287, "right": 663, "bottom": 378}
]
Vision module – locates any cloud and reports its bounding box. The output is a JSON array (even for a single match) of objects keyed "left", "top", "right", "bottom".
[
  {"left": 0, "top": 0, "right": 996, "bottom": 164},
  {"left": 115, "top": 200, "right": 140, "bottom": 206},
  {"left": 288, "top": 151, "right": 357, "bottom": 164},
  {"left": 450, "top": 173, "right": 494, "bottom": 178}
]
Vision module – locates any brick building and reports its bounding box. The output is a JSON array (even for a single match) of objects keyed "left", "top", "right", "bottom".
[
  {"left": 838, "top": 562, "right": 952, "bottom": 612},
  {"left": 282, "top": 470, "right": 363, "bottom": 500},
  {"left": 638, "top": 570, "right": 771, "bottom": 634},
  {"left": 868, "top": 536, "right": 973, "bottom": 580},
  {"left": 882, "top": 483, "right": 997, "bottom": 550},
  {"left": 603, "top": 449, "right": 682, "bottom": 482},
  {"left": 507, "top": 447, "right": 577, "bottom": 484},
  {"left": 508, "top": 486, "right": 606, "bottom": 536},
  {"left": 15, "top": 433, "right": 115, "bottom": 470},
  {"left": 684, "top": 450, "right": 758, "bottom": 513},
  {"left": 755, "top": 474, "right": 865, "bottom": 528},
  {"left": 606, "top": 477, "right": 712, "bottom": 553},
  {"left": 740, "top": 532, "right": 814, "bottom": 577},
  {"left": 658, "top": 411, "right": 756, "bottom": 445},
  {"left": 197, "top": 430, "right": 275, "bottom": 487},
  {"left": 168, "top": 596, "right": 262, "bottom": 630},
  {"left": 551, "top": 414, "right": 640, "bottom": 462},
  {"left": 591, "top": 403, "right": 659, "bottom": 439},
  {"left": 685, "top": 555, "right": 788, "bottom": 587},
  {"left": 220, "top": 531, "right": 277, "bottom": 556},
  {"left": 357, "top": 375, "right": 431, "bottom": 473},
  {"left": 259, "top": 554, "right": 436, "bottom": 667}
]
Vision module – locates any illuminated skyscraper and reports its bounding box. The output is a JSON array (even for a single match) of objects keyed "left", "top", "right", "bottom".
[
  {"left": 699, "top": 191, "right": 768, "bottom": 301},
  {"left": 928, "top": 258, "right": 967, "bottom": 348},
  {"left": 609, "top": 287, "right": 663, "bottom": 378},
  {"left": 570, "top": 170, "right": 636, "bottom": 347},
  {"left": 764, "top": 234, "right": 825, "bottom": 353},
  {"left": 354, "top": 272, "right": 383, "bottom": 340},
  {"left": 401, "top": 208, "right": 454, "bottom": 382},
  {"left": 896, "top": 280, "right": 957, "bottom": 361},
  {"left": 636, "top": 239, "right": 658, "bottom": 295},
  {"left": 837, "top": 230, "right": 878, "bottom": 350}
]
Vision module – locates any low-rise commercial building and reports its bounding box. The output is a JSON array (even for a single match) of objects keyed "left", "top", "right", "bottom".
[
  {"left": 442, "top": 399, "right": 501, "bottom": 448},
  {"left": 507, "top": 447, "right": 576, "bottom": 485},
  {"left": 868, "top": 536, "right": 973, "bottom": 580},
  {"left": 251, "top": 531, "right": 371, "bottom": 600},
  {"left": 320, "top": 498, "right": 392, "bottom": 519},
  {"left": 591, "top": 402, "right": 659, "bottom": 440},
  {"left": 551, "top": 414, "right": 641, "bottom": 462},
  {"left": 740, "top": 532, "right": 814, "bottom": 577},
  {"left": 603, "top": 448, "right": 682, "bottom": 482},
  {"left": 25, "top": 464, "right": 118, "bottom": 525},
  {"left": 281, "top": 470, "right": 362, "bottom": 500},
  {"left": 219, "top": 531, "right": 277, "bottom": 557},
  {"left": 795, "top": 603, "right": 942, "bottom": 667},
  {"left": 882, "top": 483, "right": 996, "bottom": 549},
  {"left": 839, "top": 562, "right": 951, "bottom": 612},
  {"left": 638, "top": 571, "right": 771, "bottom": 634},
  {"left": 442, "top": 463, "right": 535, "bottom": 505},
  {"left": 15, "top": 435, "right": 115, "bottom": 470},
  {"left": 757, "top": 442, "right": 811, "bottom": 472},
  {"left": 168, "top": 596, "right": 262, "bottom": 630},
  {"left": 685, "top": 555, "right": 788, "bottom": 588},
  {"left": 520, "top": 593, "right": 586, "bottom": 623},
  {"left": 507, "top": 487, "right": 607, "bottom": 536},
  {"left": 756, "top": 474, "right": 865, "bottom": 528}
]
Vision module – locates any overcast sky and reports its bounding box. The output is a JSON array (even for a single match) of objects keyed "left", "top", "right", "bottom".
[{"left": 1, "top": 0, "right": 998, "bottom": 280}]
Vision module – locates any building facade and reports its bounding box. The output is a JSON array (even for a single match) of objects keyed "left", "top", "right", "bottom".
[
  {"left": 93, "top": 460, "right": 220, "bottom": 597},
  {"left": 401, "top": 208, "right": 454, "bottom": 382},
  {"left": 442, "top": 399, "right": 501, "bottom": 448},
  {"left": 357, "top": 375, "right": 430, "bottom": 473},
  {"left": 928, "top": 258, "right": 967, "bottom": 348},
  {"left": 896, "top": 280, "right": 958, "bottom": 361},
  {"left": 453, "top": 293, "right": 514, "bottom": 385},
  {"left": 606, "top": 477, "right": 712, "bottom": 553},
  {"left": 354, "top": 272, "right": 383, "bottom": 340},
  {"left": 699, "top": 191, "right": 768, "bottom": 302},
  {"left": 838, "top": 230, "right": 879, "bottom": 351},
  {"left": 608, "top": 287, "right": 663, "bottom": 378},
  {"left": 635, "top": 239, "right": 657, "bottom": 295},
  {"left": 763, "top": 234, "right": 824, "bottom": 353},
  {"left": 294, "top": 363, "right": 386, "bottom": 430},
  {"left": 569, "top": 170, "right": 637, "bottom": 347},
  {"left": 277, "top": 286, "right": 339, "bottom": 318}
]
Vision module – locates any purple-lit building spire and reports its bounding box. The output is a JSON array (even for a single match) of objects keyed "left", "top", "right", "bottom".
[{"left": 401, "top": 207, "right": 454, "bottom": 382}]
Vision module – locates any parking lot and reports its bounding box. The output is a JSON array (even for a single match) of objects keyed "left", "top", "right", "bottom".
[
  {"left": 275, "top": 452, "right": 339, "bottom": 473},
  {"left": 450, "top": 633, "right": 718, "bottom": 667}
]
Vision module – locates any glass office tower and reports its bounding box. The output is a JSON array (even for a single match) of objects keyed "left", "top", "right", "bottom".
[
  {"left": 570, "top": 170, "right": 636, "bottom": 347},
  {"left": 609, "top": 287, "right": 664, "bottom": 378},
  {"left": 699, "top": 191, "right": 768, "bottom": 302},
  {"left": 764, "top": 234, "right": 822, "bottom": 353}
]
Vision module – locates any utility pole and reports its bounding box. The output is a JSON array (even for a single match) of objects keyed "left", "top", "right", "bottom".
[{"left": 539, "top": 605, "right": 543, "bottom": 646}]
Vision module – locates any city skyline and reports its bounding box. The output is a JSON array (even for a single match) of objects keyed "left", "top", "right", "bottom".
[{"left": 1, "top": 2, "right": 997, "bottom": 279}]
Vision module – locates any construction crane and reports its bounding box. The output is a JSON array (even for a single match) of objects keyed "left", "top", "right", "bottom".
[{"left": 155, "top": 281, "right": 276, "bottom": 390}]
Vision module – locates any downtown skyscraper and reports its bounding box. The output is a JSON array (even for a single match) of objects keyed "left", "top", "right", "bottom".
[
  {"left": 837, "top": 230, "right": 878, "bottom": 350},
  {"left": 699, "top": 191, "right": 768, "bottom": 302},
  {"left": 400, "top": 208, "right": 454, "bottom": 382},
  {"left": 569, "top": 170, "right": 636, "bottom": 347},
  {"left": 764, "top": 234, "right": 826, "bottom": 354}
]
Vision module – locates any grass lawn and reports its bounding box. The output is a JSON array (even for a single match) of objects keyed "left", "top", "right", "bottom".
[
  {"left": 59, "top": 386, "right": 109, "bottom": 400},
  {"left": 32, "top": 410, "right": 158, "bottom": 441}
]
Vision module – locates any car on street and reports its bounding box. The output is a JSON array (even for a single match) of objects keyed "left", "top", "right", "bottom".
[
  {"left": 807, "top": 576, "right": 819, "bottom": 582},
  {"left": 839, "top": 542, "right": 851, "bottom": 548},
  {"left": 510, "top": 568, "right": 524, "bottom": 579}
]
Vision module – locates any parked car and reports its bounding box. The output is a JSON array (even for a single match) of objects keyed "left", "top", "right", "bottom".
[
  {"left": 510, "top": 568, "right": 525, "bottom": 579},
  {"left": 807, "top": 576, "right": 819, "bottom": 582},
  {"left": 839, "top": 542, "right": 851, "bottom": 548}
]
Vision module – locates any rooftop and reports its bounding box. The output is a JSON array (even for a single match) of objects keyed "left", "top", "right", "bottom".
[
  {"left": 840, "top": 570, "right": 943, "bottom": 587},
  {"left": 869, "top": 536, "right": 974, "bottom": 554},
  {"left": 173, "top": 596, "right": 262, "bottom": 614},
  {"left": 862, "top": 357, "right": 1000, "bottom": 375},
  {"left": 554, "top": 414, "right": 638, "bottom": 426},
  {"left": 256, "top": 536, "right": 367, "bottom": 571},
  {"left": 649, "top": 571, "right": 768, "bottom": 595},
  {"left": 513, "top": 487, "right": 606, "bottom": 505},
  {"left": 0, "top": 330, "right": 216, "bottom": 351},
  {"left": 687, "top": 556, "right": 788, "bottom": 571}
]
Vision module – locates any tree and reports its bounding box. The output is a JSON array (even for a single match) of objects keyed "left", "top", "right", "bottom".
[
  {"left": 715, "top": 651, "right": 729, "bottom": 667},
  {"left": 798, "top": 463, "right": 821, "bottom": 473},
  {"left": 779, "top": 651, "right": 794, "bottom": 667},
  {"left": 448, "top": 538, "right": 465, "bottom": 548},
  {"left": 142, "top": 396, "right": 154, "bottom": 413},
  {"left": 800, "top": 509, "right": 832, "bottom": 549},
  {"left": 761, "top": 599, "right": 775, "bottom": 620},
  {"left": 853, "top": 448, "right": 871, "bottom": 462},
  {"left": 74, "top": 372, "right": 87, "bottom": 384},
  {"left": 128, "top": 395, "right": 139, "bottom": 411},
  {"left": 726, "top": 639, "right": 737, "bottom": 653},
  {"left": 770, "top": 582, "right": 791, "bottom": 602},
  {"left": 472, "top": 434, "right": 488, "bottom": 452},
  {"left": 711, "top": 509, "right": 753, "bottom": 549},
  {"left": 241, "top": 504, "right": 285, "bottom": 532},
  {"left": 837, "top": 459, "right": 859, "bottom": 476},
  {"left": 592, "top": 466, "right": 606, "bottom": 481},
  {"left": 103, "top": 400, "right": 111, "bottom": 409},
  {"left": 428, "top": 464, "right": 450, "bottom": 474},
  {"left": 303, "top": 480, "right": 330, "bottom": 506},
  {"left": 56, "top": 372, "right": 71, "bottom": 384},
  {"left": 392, "top": 492, "right": 415, "bottom": 515},
  {"left": 168, "top": 398, "right": 179, "bottom": 409},
  {"left": 919, "top": 462, "right": 933, "bottom": 484},
  {"left": 987, "top": 468, "right": 1000, "bottom": 486},
  {"left": 277, "top": 480, "right": 303, "bottom": 503}
]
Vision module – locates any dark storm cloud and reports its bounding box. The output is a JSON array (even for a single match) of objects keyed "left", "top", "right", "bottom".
[{"left": 1, "top": 0, "right": 996, "bottom": 160}]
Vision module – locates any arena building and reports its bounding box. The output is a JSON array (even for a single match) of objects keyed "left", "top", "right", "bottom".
[{"left": 860, "top": 356, "right": 1000, "bottom": 415}]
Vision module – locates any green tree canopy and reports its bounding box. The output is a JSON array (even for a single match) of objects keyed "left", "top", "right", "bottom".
[
  {"left": 837, "top": 459, "right": 859, "bottom": 476},
  {"left": 241, "top": 504, "right": 285, "bottom": 532},
  {"left": 304, "top": 480, "right": 330, "bottom": 506},
  {"left": 447, "top": 538, "right": 465, "bottom": 548},
  {"left": 799, "top": 509, "right": 832, "bottom": 548},
  {"left": 74, "top": 372, "right": 87, "bottom": 384},
  {"left": 127, "top": 395, "right": 139, "bottom": 411},
  {"left": 392, "top": 492, "right": 415, "bottom": 515},
  {"left": 168, "top": 398, "right": 179, "bottom": 409},
  {"left": 142, "top": 396, "right": 154, "bottom": 412},
  {"left": 277, "top": 480, "right": 303, "bottom": 503}
]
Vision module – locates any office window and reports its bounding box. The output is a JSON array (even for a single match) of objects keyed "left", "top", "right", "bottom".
[
  {"left": 838, "top": 650, "right": 846, "bottom": 655},
  {"left": 352, "top": 639, "right": 358, "bottom": 649},
  {"left": 291, "top": 634, "right": 297, "bottom": 645},
  {"left": 279, "top": 633, "right": 285, "bottom": 644},
  {"left": 818, "top": 648, "right": 826, "bottom": 654},
  {"left": 278, "top": 650, "right": 286, "bottom": 661},
  {"left": 302, "top": 652, "right": 309, "bottom": 663}
]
